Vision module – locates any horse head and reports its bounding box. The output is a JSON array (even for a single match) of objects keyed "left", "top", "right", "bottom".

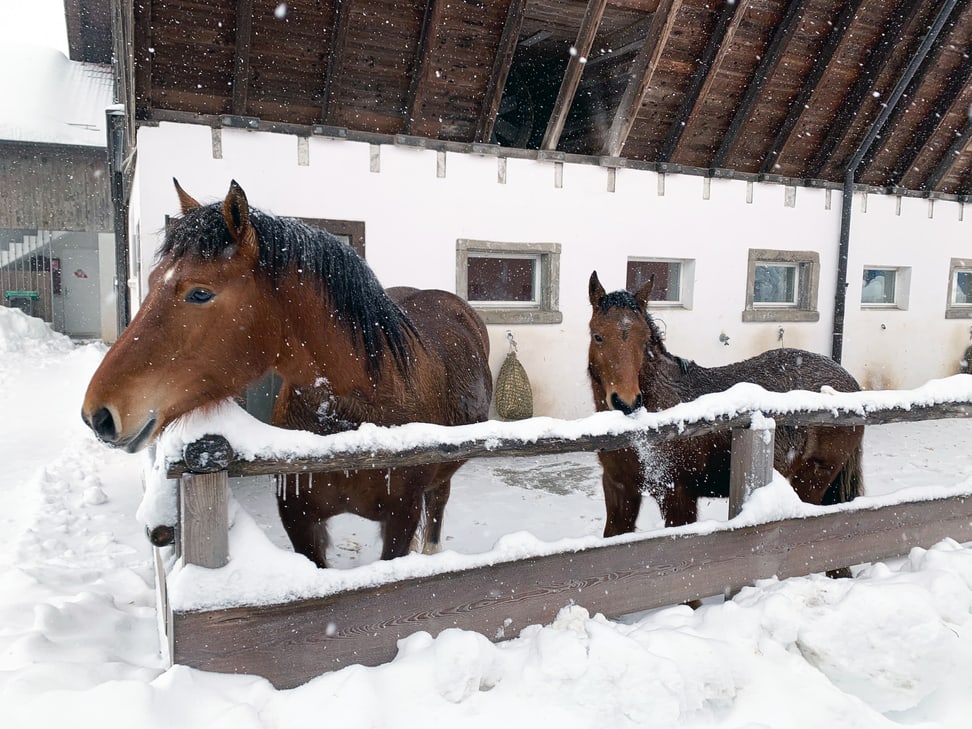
[
  {"left": 82, "top": 180, "right": 281, "bottom": 452},
  {"left": 587, "top": 270, "right": 660, "bottom": 416}
]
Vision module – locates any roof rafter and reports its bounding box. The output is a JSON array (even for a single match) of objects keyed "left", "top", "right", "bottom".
[
  {"left": 402, "top": 0, "right": 442, "bottom": 135},
  {"left": 710, "top": 0, "right": 809, "bottom": 171},
  {"left": 541, "top": 0, "right": 608, "bottom": 151},
  {"left": 922, "top": 119, "right": 972, "bottom": 192},
  {"left": 659, "top": 0, "right": 748, "bottom": 163},
  {"left": 602, "top": 0, "right": 682, "bottom": 158},
  {"left": 475, "top": 0, "right": 527, "bottom": 143},
  {"left": 132, "top": 0, "right": 152, "bottom": 118},
  {"left": 890, "top": 13, "right": 972, "bottom": 186},
  {"left": 804, "top": 0, "right": 925, "bottom": 180},
  {"left": 231, "top": 0, "right": 254, "bottom": 116},
  {"left": 858, "top": 2, "right": 965, "bottom": 183},
  {"left": 320, "top": 0, "right": 354, "bottom": 124},
  {"left": 759, "top": 0, "right": 864, "bottom": 177}
]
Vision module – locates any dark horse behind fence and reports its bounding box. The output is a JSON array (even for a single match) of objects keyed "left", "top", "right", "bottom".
[
  {"left": 587, "top": 271, "right": 864, "bottom": 546},
  {"left": 82, "top": 180, "right": 493, "bottom": 567}
]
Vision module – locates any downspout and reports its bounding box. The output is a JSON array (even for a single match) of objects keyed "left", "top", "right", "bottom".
[
  {"left": 831, "top": 0, "right": 957, "bottom": 362},
  {"left": 106, "top": 106, "right": 131, "bottom": 337}
]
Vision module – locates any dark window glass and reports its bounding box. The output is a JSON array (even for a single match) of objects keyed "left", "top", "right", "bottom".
[
  {"left": 626, "top": 260, "right": 680, "bottom": 302},
  {"left": 468, "top": 256, "right": 536, "bottom": 302}
]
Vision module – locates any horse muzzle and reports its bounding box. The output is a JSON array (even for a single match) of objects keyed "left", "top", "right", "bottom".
[
  {"left": 609, "top": 392, "right": 644, "bottom": 415},
  {"left": 82, "top": 405, "right": 158, "bottom": 453}
]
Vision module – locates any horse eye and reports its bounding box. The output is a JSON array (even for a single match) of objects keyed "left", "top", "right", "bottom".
[
  {"left": 185, "top": 288, "right": 215, "bottom": 304},
  {"left": 592, "top": 333, "right": 603, "bottom": 343}
]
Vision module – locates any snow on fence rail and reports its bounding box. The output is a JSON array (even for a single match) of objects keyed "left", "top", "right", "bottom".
[{"left": 156, "top": 377, "right": 972, "bottom": 688}]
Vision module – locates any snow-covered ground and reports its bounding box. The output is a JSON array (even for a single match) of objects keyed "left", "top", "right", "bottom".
[{"left": 3, "top": 305, "right": 972, "bottom": 728}]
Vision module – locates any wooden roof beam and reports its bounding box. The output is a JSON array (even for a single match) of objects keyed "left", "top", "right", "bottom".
[
  {"left": 602, "top": 0, "right": 682, "bottom": 158},
  {"left": 921, "top": 119, "right": 972, "bottom": 192},
  {"left": 541, "top": 0, "right": 609, "bottom": 151},
  {"left": 889, "top": 14, "right": 972, "bottom": 186},
  {"left": 132, "top": 0, "right": 152, "bottom": 119},
  {"left": 659, "top": 0, "right": 748, "bottom": 163},
  {"left": 805, "top": 0, "right": 924, "bottom": 180},
  {"left": 759, "top": 0, "right": 864, "bottom": 177},
  {"left": 858, "top": 2, "right": 965, "bottom": 182},
  {"left": 321, "top": 0, "right": 354, "bottom": 124},
  {"left": 710, "top": 0, "right": 809, "bottom": 171},
  {"left": 475, "top": 0, "right": 528, "bottom": 143},
  {"left": 231, "top": 0, "right": 254, "bottom": 116},
  {"left": 402, "top": 0, "right": 442, "bottom": 135}
]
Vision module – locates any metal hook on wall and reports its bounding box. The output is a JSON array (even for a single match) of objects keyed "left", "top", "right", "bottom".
[{"left": 506, "top": 330, "right": 518, "bottom": 354}]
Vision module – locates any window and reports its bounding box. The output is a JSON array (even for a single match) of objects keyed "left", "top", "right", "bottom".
[
  {"left": 743, "top": 249, "right": 819, "bottom": 322},
  {"left": 456, "top": 239, "right": 562, "bottom": 324},
  {"left": 946, "top": 258, "right": 972, "bottom": 318},
  {"left": 754, "top": 263, "right": 798, "bottom": 306},
  {"left": 861, "top": 266, "right": 909, "bottom": 309},
  {"left": 301, "top": 218, "right": 365, "bottom": 258},
  {"left": 626, "top": 258, "right": 694, "bottom": 308}
]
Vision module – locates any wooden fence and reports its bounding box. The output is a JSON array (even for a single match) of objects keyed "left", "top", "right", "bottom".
[{"left": 158, "top": 397, "right": 972, "bottom": 689}]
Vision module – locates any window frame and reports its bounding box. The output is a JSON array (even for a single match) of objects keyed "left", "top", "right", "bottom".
[
  {"left": 456, "top": 239, "right": 562, "bottom": 324},
  {"left": 946, "top": 258, "right": 972, "bottom": 319},
  {"left": 742, "top": 248, "right": 820, "bottom": 323},
  {"left": 301, "top": 218, "right": 366, "bottom": 258},
  {"left": 625, "top": 257, "right": 695, "bottom": 309},
  {"left": 861, "top": 266, "right": 911, "bottom": 310}
]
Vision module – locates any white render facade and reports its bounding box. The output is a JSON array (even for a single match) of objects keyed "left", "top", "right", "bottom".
[{"left": 127, "top": 121, "right": 971, "bottom": 419}]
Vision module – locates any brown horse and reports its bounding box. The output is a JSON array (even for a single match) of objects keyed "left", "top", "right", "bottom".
[
  {"left": 587, "top": 270, "right": 863, "bottom": 541},
  {"left": 82, "top": 179, "right": 492, "bottom": 567}
]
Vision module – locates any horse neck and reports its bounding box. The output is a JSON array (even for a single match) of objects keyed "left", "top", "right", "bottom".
[
  {"left": 639, "top": 345, "right": 700, "bottom": 410},
  {"left": 272, "top": 275, "right": 385, "bottom": 399}
]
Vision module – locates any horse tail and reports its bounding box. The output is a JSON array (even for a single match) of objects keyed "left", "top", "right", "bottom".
[{"left": 822, "top": 440, "right": 864, "bottom": 505}]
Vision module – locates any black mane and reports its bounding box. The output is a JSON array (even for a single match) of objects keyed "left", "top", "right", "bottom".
[{"left": 160, "top": 204, "right": 416, "bottom": 375}]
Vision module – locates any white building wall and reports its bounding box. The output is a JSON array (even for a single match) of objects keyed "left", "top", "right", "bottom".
[{"left": 131, "top": 122, "right": 970, "bottom": 419}]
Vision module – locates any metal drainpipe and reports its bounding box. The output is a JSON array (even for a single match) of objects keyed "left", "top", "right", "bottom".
[
  {"left": 106, "top": 107, "right": 131, "bottom": 337},
  {"left": 831, "top": 0, "right": 957, "bottom": 362}
]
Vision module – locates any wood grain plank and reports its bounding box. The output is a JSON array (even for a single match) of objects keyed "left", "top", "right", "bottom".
[
  {"left": 179, "top": 472, "right": 229, "bottom": 568},
  {"left": 171, "top": 493, "right": 972, "bottom": 688}
]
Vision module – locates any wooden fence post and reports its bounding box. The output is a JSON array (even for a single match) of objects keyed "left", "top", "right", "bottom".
[
  {"left": 177, "top": 435, "right": 235, "bottom": 569},
  {"left": 728, "top": 418, "right": 775, "bottom": 518}
]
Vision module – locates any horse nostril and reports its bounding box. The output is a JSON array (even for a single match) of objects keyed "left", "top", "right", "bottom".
[
  {"left": 88, "top": 407, "right": 118, "bottom": 442},
  {"left": 610, "top": 392, "right": 642, "bottom": 416}
]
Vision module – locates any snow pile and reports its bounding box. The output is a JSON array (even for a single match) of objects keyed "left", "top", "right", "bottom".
[
  {"left": 3, "top": 310, "right": 972, "bottom": 727},
  {"left": 0, "top": 306, "right": 74, "bottom": 355}
]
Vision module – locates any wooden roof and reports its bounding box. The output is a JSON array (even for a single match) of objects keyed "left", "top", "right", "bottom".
[{"left": 77, "top": 0, "right": 972, "bottom": 197}]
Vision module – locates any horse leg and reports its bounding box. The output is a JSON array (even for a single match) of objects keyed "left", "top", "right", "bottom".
[
  {"left": 659, "top": 477, "right": 698, "bottom": 528},
  {"left": 417, "top": 482, "right": 451, "bottom": 555},
  {"left": 410, "top": 461, "right": 461, "bottom": 554},
  {"left": 380, "top": 491, "right": 424, "bottom": 561},
  {"left": 602, "top": 473, "right": 642, "bottom": 538},
  {"left": 277, "top": 473, "right": 330, "bottom": 568}
]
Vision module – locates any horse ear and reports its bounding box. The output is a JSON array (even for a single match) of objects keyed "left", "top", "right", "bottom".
[
  {"left": 634, "top": 274, "right": 655, "bottom": 312},
  {"left": 589, "top": 271, "right": 606, "bottom": 307},
  {"left": 221, "top": 180, "right": 254, "bottom": 249},
  {"left": 173, "top": 178, "right": 201, "bottom": 213}
]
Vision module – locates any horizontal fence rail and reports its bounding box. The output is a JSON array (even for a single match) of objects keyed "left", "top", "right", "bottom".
[
  {"left": 166, "top": 400, "right": 972, "bottom": 478},
  {"left": 171, "top": 492, "right": 972, "bottom": 688}
]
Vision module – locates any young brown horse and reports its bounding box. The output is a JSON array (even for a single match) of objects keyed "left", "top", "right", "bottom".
[
  {"left": 82, "top": 180, "right": 492, "bottom": 567},
  {"left": 587, "top": 270, "right": 864, "bottom": 540}
]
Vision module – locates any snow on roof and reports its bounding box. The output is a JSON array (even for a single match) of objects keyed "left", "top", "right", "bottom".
[{"left": 0, "top": 44, "right": 113, "bottom": 147}]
